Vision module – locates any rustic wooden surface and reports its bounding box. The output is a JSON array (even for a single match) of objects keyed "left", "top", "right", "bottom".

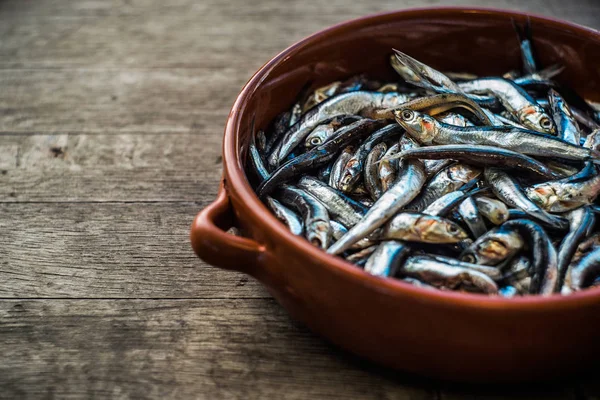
[{"left": 1, "top": 0, "right": 600, "bottom": 398}]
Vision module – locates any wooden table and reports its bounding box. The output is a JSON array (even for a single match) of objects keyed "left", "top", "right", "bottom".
[{"left": 1, "top": 1, "right": 599, "bottom": 398}]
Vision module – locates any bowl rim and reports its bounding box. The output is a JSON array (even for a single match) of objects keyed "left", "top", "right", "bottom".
[{"left": 223, "top": 6, "right": 600, "bottom": 310}]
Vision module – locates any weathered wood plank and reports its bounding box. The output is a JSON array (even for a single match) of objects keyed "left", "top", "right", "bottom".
[
  {"left": 0, "top": 133, "right": 222, "bottom": 201},
  {"left": 0, "top": 69, "right": 244, "bottom": 133},
  {"left": 0, "top": 202, "right": 268, "bottom": 298},
  {"left": 1, "top": 0, "right": 598, "bottom": 69},
  {"left": 0, "top": 299, "right": 436, "bottom": 400}
]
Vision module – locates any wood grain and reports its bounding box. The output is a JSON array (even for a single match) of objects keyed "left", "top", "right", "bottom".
[
  {"left": 0, "top": 133, "right": 222, "bottom": 201},
  {"left": 0, "top": 299, "right": 436, "bottom": 400},
  {"left": 0, "top": 202, "right": 272, "bottom": 298},
  {"left": 1, "top": 0, "right": 600, "bottom": 398}
]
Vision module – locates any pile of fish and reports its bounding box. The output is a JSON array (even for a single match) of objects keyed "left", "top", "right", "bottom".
[{"left": 246, "top": 24, "right": 600, "bottom": 296}]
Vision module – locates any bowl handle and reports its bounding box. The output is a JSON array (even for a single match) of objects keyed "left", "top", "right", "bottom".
[{"left": 190, "top": 183, "right": 264, "bottom": 274}]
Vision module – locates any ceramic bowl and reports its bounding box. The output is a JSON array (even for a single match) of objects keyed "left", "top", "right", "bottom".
[{"left": 191, "top": 7, "right": 600, "bottom": 382}]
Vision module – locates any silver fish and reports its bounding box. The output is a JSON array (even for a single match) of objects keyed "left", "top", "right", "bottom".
[
  {"left": 277, "top": 185, "right": 331, "bottom": 249},
  {"left": 270, "top": 91, "right": 411, "bottom": 167},
  {"left": 329, "top": 145, "right": 355, "bottom": 189},
  {"left": 381, "top": 212, "right": 469, "bottom": 244},
  {"left": 502, "top": 219, "right": 558, "bottom": 295},
  {"left": 338, "top": 124, "right": 402, "bottom": 192},
  {"left": 364, "top": 240, "right": 410, "bottom": 277},
  {"left": 297, "top": 176, "right": 367, "bottom": 228},
  {"left": 400, "top": 256, "right": 499, "bottom": 294},
  {"left": 566, "top": 246, "right": 600, "bottom": 291},
  {"left": 304, "top": 115, "right": 361, "bottom": 149},
  {"left": 548, "top": 89, "right": 581, "bottom": 145},
  {"left": 474, "top": 196, "right": 509, "bottom": 225},
  {"left": 458, "top": 197, "right": 487, "bottom": 238},
  {"left": 379, "top": 143, "right": 400, "bottom": 192},
  {"left": 330, "top": 220, "right": 377, "bottom": 250},
  {"left": 266, "top": 197, "right": 303, "bottom": 236},
  {"left": 525, "top": 172, "right": 600, "bottom": 212},
  {"left": 394, "top": 109, "right": 593, "bottom": 162},
  {"left": 484, "top": 167, "right": 568, "bottom": 230},
  {"left": 327, "top": 140, "right": 426, "bottom": 255},
  {"left": 405, "top": 163, "right": 481, "bottom": 212},
  {"left": 457, "top": 77, "right": 556, "bottom": 134},
  {"left": 555, "top": 207, "right": 595, "bottom": 292},
  {"left": 364, "top": 142, "right": 387, "bottom": 201},
  {"left": 460, "top": 227, "right": 524, "bottom": 266}
]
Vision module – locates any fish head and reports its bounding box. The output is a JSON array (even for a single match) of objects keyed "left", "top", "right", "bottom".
[
  {"left": 393, "top": 109, "right": 438, "bottom": 144},
  {"left": 462, "top": 229, "right": 523, "bottom": 265},
  {"left": 305, "top": 125, "right": 333, "bottom": 149},
  {"left": 447, "top": 164, "right": 481, "bottom": 185},
  {"left": 525, "top": 185, "right": 559, "bottom": 210},
  {"left": 518, "top": 104, "right": 556, "bottom": 134},
  {"left": 413, "top": 216, "right": 469, "bottom": 243}
]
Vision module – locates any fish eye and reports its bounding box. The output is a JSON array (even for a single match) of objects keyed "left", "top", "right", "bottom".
[
  {"left": 448, "top": 225, "right": 458, "bottom": 233},
  {"left": 540, "top": 117, "right": 552, "bottom": 129},
  {"left": 462, "top": 254, "right": 476, "bottom": 264},
  {"left": 310, "top": 137, "right": 322, "bottom": 146},
  {"left": 401, "top": 109, "right": 414, "bottom": 120}
]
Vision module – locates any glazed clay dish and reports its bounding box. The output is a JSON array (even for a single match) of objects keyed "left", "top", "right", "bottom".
[{"left": 191, "top": 8, "right": 600, "bottom": 382}]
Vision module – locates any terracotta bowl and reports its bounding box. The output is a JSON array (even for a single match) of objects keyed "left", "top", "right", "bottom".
[{"left": 191, "top": 7, "right": 600, "bottom": 382}]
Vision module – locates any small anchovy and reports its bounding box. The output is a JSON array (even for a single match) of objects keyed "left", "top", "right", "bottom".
[
  {"left": 277, "top": 185, "right": 331, "bottom": 249},
  {"left": 379, "top": 143, "right": 400, "bottom": 192},
  {"left": 330, "top": 220, "right": 376, "bottom": 250},
  {"left": 484, "top": 167, "right": 568, "bottom": 230},
  {"left": 394, "top": 109, "right": 595, "bottom": 162},
  {"left": 345, "top": 245, "right": 378, "bottom": 264},
  {"left": 400, "top": 255, "right": 499, "bottom": 294},
  {"left": 388, "top": 144, "right": 562, "bottom": 179},
  {"left": 270, "top": 91, "right": 411, "bottom": 167},
  {"left": 483, "top": 109, "right": 528, "bottom": 129},
  {"left": 304, "top": 115, "right": 362, "bottom": 149},
  {"left": 512, "top": 18, "right": 539, "bottom": 75},
  {"left": 457, "top": 77, "right": 556, "bottom": 134},
  {"left": 460, "top": 227, "right": 524, "bottom": 266},
  {"left": 426, "top": 254, "right": 503, "bottom": 281},
  {"left": 502, "top": 255, "right": 531, "bottom": 283},
  {"left": 405, "top": 163, "right": 481, "bottom": 212},
  {"left": 258, "top": 119, "right": 386, "bottom": 197},
  {"left": 402, "top": 277, "right": 438, "bottom": 290},
  {"left": 584, "top": 128, "right": 600, "bottom": 152},
  {"left": 555, "top": 207, "right": 595, "bottom": 292},
  {"left": 423, "top": 159, "right": 455, "bottom": 178},
  {"left": 525, "top": 170, "right": 600, "bottom": 212},
  {"left": 364, "top": 240, "right": 411, "bottom": 277},
  {"left": 458, "top": 197, "right": 487, "bottom": 238},
  {"left": 435, "top": 112, "right": 471, "bottom": 127},
  {"left": 265, "top": 111, "right": 291, "bottom": 153},
  {"left": 248, "top": 131, "right": 271, "bottom": 183},
  {"left": 502, "top": 219, "right": 558, "bottom": 295},
  {"left": 266, "top": 197, "right": 303, "bottom": 236},
  {"left": 391, "top": 49, "right": 497, "bottom": 108},
  {"left": 381, "top": 212, "right": 469, "bottom": 244},
  {"left": 338, "top": 124, "right": 402, "bottom": 192},
  {"left": 474, "top": 196, "right": 509, "bottom": 225},
  {"left": 566, "top": 246, "right": 600, "bottom": 291},
  {"left": 548, "top": 89, "right": 581, "bottom": 145},
  {"left": 366, "top": 93, "right": 493, "bottom": 126},
  {"left": 327, "top": 143, "right": 427, "bottom": 255},
  {"left": 538, "top": 98, "right": 600, "bottom": 132},
  {"left": 329, "top": 145, "right": 355, "bottom": 189},
  {"left": 297, "top": 176, "right": 367, "bottom": 228},
  {"left": 364, "top": 142, "right": 387, "bottom": 201}
]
